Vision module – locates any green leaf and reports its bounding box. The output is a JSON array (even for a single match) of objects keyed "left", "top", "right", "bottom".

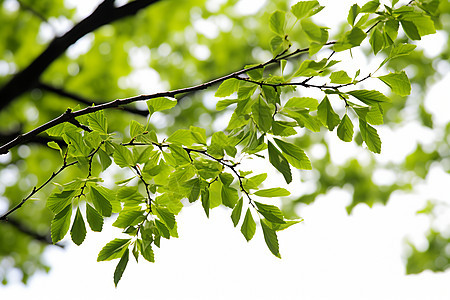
[
  {"left": 216, "top": 99, "right": 239, "bottom": 111},
  {"left": 129, "top": 120, "right": 145, "bottom": 138},
  {"left": 329, "top": 71, "right": 352, "bottom": 84},
  {"left": 268, "top": 141, "right": 292, "bottom": 183},
  {"left": 301, "top": 19, "right": 328, "bottom": 44},
  {"left": 252, "top": 97, "right": 273, "bottom": 133},
  {"left": 98, "top": 149, "right": 112, "bottom": 171},
  {"left": 379, "top": 42, "right": 416, "bottom": 69},
  {"left": 51, "top": 204, "right": 72, "bottom": 243},
  {"left": 146, "top": 97, "right": 177, "bottom": 114},
  {"left": 378, "top": 71, "right": 411, "bottom": 96},
  {"left": 215, "top": 78, "right": 239, "bottom": 97},
  {"left": 407, "top": 14, "right": 436, "bottom": 37},
  {"left": 273, "top": 138, "right": 311, "bottom": 170},
  {"left": 70, "top": 207, "right": 86, "bottom": 246},
  {"left": 333, "top": 27, "right": 367, "bottom": 52},
  {"left": 221, "top": 185, "right": 239, "bottom": 208},
  {"left": 291, "top": 1, "right": 320, "bottom": 19},
  {"left": 240, "top": 208, "right": 256, "bottom": 242},
  {"left": 97, "top": 238, "right": 131, "bottom": 261},
  {"left": 293, "top": 59, "right": 327, "bottom": 77},
  {"left": 64, "top": 131, "right": 89, "bottom": 156},
  {"left": 400, "top": 20, "right": 421, "bottom": 40},
  {"left": 168, "top": 144, "right": 191, "bottom": 165},
  {"left": 246, "top": 64, "right": 264, "bottom": 80},
  {"left": 361, "top": 0, "right": 380, "bottom": 12},
  {"left": 112, "top": 209, "right": 145, "bottom": 229},
  {"left": 270, "top": 219, "right": 303, "bottom": 231},
  {"left": 255, "top": 202, "right": 285, "bottom": 224},
  {"left": 47, "top": 190, "right": 75, "bottom": 214},
  {"left": 190, "top": 126, "right": 207, "bottom": 145},
  {"left": 369, "top": 28, "right": 384, "bottom": 55},
  {"left": 366, "top": 104, "right": 384, "bottom": 125},
  {"left": 384, "top": 19, "right": 399, "bottom": 43},
  {"left": 261, "top": 219, "right": 281, "bottom": 258},
  {"left": 117, "top": 186, "right": 145, "bottom": 208},
  {"left": 112, "top": 143, "right": 132, "bottom": 168},
  {"left": 244, "top": 173, "right": 267, "bottom": 190},
  {"left": 155, "top": 219, "right": 170, "bottom": 239},
  {"left": 389, "top": 43, "right": 416, "bottom": 59},
  {"left": 238, "top": 84, "right": 257, "bottom": 100},
  {"left": 269, "top": 10, "right": 285, "bottom": 36},
  {"left": 201, "top": 189, "right": 210, "bottom": 218},
  {"left": 86, "top": 204, "right": 103, "bottom": 232},
  {"left": 231, "top": 197, "right": 243, "bottom": 227},
  {"left": 47, "top": 141, "right": 63, "bottom": 156},
  {"left": 317, "top": 96, "right": 340, "bottom": 131},
  {"left": 166, "top": 129, "right": 195, "bottom": 146},
  {"left": 188, "top": 178, "right": 201, "bottom": 203},
  {"left": 359, "top": 119, "right": 381, "bottom": 153},
  {"left": 337, "top": 114, "right": 354, "bottom": 142},
  {"left": 285, "top": 97, "right": 318, "bottom": 111},
  {"left": 89, "top": 186, "right": 112, "bottom": 217},
  {"left": 262, "top": 85, "right": 280, "bottom": 106},
  {"left": 154, "top": 207, "right": 175, "bottom": 229},
  {"left": 254, "top": 188, "right": 290, "bottom": 197},
  {"left": 347, "top": 4, "right": 360, "bottom": 26},
  {"left": 139, "top": 240, "right": 154, "bottom": 262},
  {"left": 114, "top": 248, "right": 129, "bottom": 287},
  {"left": 87, "top": 110, "right": 108, "bottom": 134},
  {"left": 347, "top": 90, "right": 390, "bottom": 106},
  {"left": 282, "top": 109, "right": 321, "bottom": 132},
  {"left": 208, "top": 131, "right": 236, "bottom": 158},
  {"left": 46, "top": 123, "right": 66, "bottom": 137},
  {"left": 219, "top": 172, "right": 234, "bottom": 186},
  {"left": 270, "top": 35, "right": 283, "bottom": 53},
  {"left": 271, "top": 121, "right": 297, "bottom": 137}
]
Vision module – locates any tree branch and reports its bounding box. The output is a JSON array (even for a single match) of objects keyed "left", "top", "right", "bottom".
[
  {"left": 0, "top": 0, "right": 160, "bottom": 111},
  {"left": 4, "top": 218, "right": 64, "bottom": 248},
  {"left": 0, "top": 129, "right": 66, "bottom": 149},
  {"left": 0, "top": 43, "right": 334, "bottom": 155},
  {"left": 37, "top": 82, "right": 149, "bottom": 116},
  {"left": 234, "top": 73, "right": 372, "bottom": 90}
]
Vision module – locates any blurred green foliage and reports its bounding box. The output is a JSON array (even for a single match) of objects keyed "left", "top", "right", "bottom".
[{"left": 0, "top": 0, "right": 449, "bottom": 284}]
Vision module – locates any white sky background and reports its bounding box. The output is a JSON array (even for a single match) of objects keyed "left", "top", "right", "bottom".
[{"left": 2, "top": 0, "right": 450, "bottom": 299}]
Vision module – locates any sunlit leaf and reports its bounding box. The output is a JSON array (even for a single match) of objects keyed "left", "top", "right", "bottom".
[
  {"left": 241, "top": 208, "right": 256, "bottom": 242},
  {"left": 261, "top": 219, "right": 281, "bottom": 258},
  {"left": 254, "top": 188, "right": 290, "bottom": 197},
  {"left": 71, "top": 207, "right": 86, "bottom": 246},
  {"left": 97, "top": 238, "right": 131, "bottom": 261},
  {"left": 231, "top": 197, "right": 243, "bottom": 227},
  {"left": 51, "top": 204, "right": 72, "bottom": 243},
  {"left": 337, "top": 114, "right": 354, "bottom": 142},
  {"left": 378, "top": 71, "right": 411, "bottom": 96},
  {"left": 114, "top": 249, "right": 129, "bottom": 287}
]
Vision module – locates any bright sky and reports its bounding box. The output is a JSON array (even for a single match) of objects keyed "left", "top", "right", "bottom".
[{"left": 2, "top": 0, "right": 450, "bottom": 299}]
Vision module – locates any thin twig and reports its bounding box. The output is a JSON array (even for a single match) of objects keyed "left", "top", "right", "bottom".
[
  {"left": 234, "top": 73, "right": 372, "bottom": 91},
  {"left": 0, "top": 151, "right": 77, "bottom": 221},
  {"left": 76, "top": 142, "right": 104, "bottom": 199},
  {"left": 132, "top": 165, "right": 153, "bottom": 210}
]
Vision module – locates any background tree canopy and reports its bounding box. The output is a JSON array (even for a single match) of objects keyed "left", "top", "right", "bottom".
[{"left": 0, "top": 0, "right": 449, "bottom": 288}]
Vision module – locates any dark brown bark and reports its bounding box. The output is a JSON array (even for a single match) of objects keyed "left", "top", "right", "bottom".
[{"left": 0, "top": 0, "right": 160, "bottom": 111}]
